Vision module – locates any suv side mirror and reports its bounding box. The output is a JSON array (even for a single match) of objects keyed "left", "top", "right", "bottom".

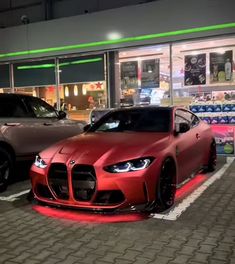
[
  {"left": 58, "top": 110, "right": 67, "bottom": 119},
  {"left": 175, "top": 122, "right": 190, "bottom": 134}
]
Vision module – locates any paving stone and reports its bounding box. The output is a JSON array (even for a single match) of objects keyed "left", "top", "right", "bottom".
[
  {"left": 149, "top": 256, "right": 173, "bottom": 264},
  {"left": 97, "top": 252, "right": 122, "bottom": 263},
  {"left": 158, "top": 247, "right": 178, "bottom": 258},
  {"left": 32, "top": 250, "right": 54, "bottom": 261},
  {"left": 114, "top": 259, "right": 133, "bottom": 264},
  {"left": 190, "top": 253, "right": 210, "bottom": 263},
  {"left": 198, "top": 244, "right": 216, "bottom": 254},
  {"left": 10, "top": 252, "right": 32, "bottom": 263},
  {"left": 178, "top": 245, "right": 197, "bottom": 256},
  {"left": 208, "top": 259, "right": 228, "bottom": 264},
  {"left": 169, "top": 254, "right": 191, "bottom": 264},
  {"left": 118, "top": 249, "right": 140, "bottom": 261},
  {"left": 211, "top": 251, "right": 230, "bottom": 261}
]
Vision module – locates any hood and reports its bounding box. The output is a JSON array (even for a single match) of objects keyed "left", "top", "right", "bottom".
[{"left": 42, "top": 132, "right": 170, "bottom": 166}]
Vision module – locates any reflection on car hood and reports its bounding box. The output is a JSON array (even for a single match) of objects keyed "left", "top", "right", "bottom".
[{"left": 41, "top": 132, "right": 170, "bottom": 165}]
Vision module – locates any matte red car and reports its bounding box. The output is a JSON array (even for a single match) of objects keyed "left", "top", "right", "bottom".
[{"left": 30, "top": 106, "right": 216, "bottom": 212}]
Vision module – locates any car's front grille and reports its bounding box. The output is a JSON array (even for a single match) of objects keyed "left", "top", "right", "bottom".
[
  {"left": 48, "top": 163, "right": 69, "bottom": 200},
  {"left": 36, "top": 184, "right": 54, "bottom": 200},
  {"left": 72, "top": 165, "right": 96, "bottom": 201}
]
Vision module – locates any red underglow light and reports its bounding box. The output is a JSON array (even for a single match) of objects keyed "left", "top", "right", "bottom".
[
  {"left": 33, "top": 205, "right": 148, "bottom": 224},
  {"left": 176, "top": 174, "right": 207, "bottom": 201}
]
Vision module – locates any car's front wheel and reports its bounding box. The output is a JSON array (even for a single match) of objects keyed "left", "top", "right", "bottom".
[
  {"left": 0, "top": 148, "right": 13, "bottom": 192},
  {"left": 154, "top": 158, "right": 176, "bottom": 213}
]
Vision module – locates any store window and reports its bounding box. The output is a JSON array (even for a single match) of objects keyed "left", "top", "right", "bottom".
[
  {"left": 13, "top": 59, "right": 56, "bottom": 106},
  {"left": 118, "top": 44, "right": 170, "bottom": 107},
  {"left": 172, "top": 36, "right": 235, "bottom": 107},
  {"left": 0, "top": 63, "right": 11, "bottom": 94},
  {"left": 58, "top": 54, "right": 107, "bottom": 121}
]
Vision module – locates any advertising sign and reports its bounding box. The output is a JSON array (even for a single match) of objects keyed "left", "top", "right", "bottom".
[
  {"left": 141, "top": 59, "right": 160, "bottom": 88},
  {"left": 211, "top": 125, "right": 235, "bottom": 155},
  {"left": 121, "top": 61, "right": 138, "bottom": 89},
  {"left": 210, "top": 50, "right": 233, "bottom": 83},
  {"left": 184, "top": 54, "right": 206, "bottom": 86}
]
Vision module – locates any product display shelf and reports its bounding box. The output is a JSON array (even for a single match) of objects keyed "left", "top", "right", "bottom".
[{"left": 189, "top": 101, "right": 235, "bottom": 124}]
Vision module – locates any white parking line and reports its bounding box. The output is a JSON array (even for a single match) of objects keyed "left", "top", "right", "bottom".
[
  {"left": 0, "top": 189, "right": 30, "bottom": 202},
  {"left": 152, "top": 157, "right": 234, "bottom": 221}
]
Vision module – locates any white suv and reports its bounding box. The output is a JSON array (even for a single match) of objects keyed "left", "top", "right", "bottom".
[{"left": 0, "top": 93, "right": 86, "bottom": 192}]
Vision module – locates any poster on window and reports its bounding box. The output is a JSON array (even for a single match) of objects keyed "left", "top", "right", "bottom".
[
  {"left": 141, "top": 59, "right": 160, "bottom": 88},
  {"left": 121, "top": 61, "right": 138, "bottom": 89},
  {"left": 184, "top": 54, "right": 206, "bottom": 86},
  {"left": 211, "top": 125, "right": 235, "bottom": 155},
  {"left": 210, "top": 50, "right": 233, "bottom": 83}
]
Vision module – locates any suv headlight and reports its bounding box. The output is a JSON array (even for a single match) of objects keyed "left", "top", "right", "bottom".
[
  {"left": 34, "top": 155, "right": 47, "bottom": 169},
  {"left": 104, "top": 157, "right": 154, "bottom": 173}
]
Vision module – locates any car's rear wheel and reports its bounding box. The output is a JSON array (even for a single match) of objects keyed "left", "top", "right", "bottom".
[
  {"left": 154, "top": 158, "right": 176, "bottom": 213},
  {"left": 0, "top": 148, "right": 13, "bottom": 192},
  {"left": 206, "top": 140, "right": 217, "bottom": 172}
]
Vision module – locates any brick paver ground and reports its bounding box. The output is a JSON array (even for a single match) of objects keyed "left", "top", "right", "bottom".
[{"left": 0, "top": 161, "right": 234, "bottom": 264}]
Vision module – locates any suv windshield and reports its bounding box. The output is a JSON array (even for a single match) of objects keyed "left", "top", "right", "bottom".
[
  {"left": 90, "top": 108, "right": 171, "bottom": 133},
  {"left": 24, "top": 96, "right": 58, "bottom": 118}
]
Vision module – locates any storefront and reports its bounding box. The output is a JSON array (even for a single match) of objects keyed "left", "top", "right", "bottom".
[{"left": 0, "top": 53, "right": 107, "bottom": 122}]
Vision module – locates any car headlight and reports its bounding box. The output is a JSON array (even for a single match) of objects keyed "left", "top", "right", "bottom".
[
  {"left": 104, "top": 157, "right": 154, "bottom": 173},
  {"left": 34, "top": 155, "right": 47, "bottom": 169}
]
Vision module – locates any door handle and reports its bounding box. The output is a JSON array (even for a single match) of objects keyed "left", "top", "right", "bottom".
[{"left": 196, "top": 133, "right": 200, "bottom": 139}]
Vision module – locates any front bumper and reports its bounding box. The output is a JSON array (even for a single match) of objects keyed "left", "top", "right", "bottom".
[{"left": 30, "top": 161, "right": 160, "bottom": 211}]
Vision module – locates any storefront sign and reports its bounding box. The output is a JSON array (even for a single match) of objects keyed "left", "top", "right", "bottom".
[
  {"left": 211, "top": 125, "right": 235, "bottom": 156},
  {"left": 121, "top": 61, "right": 138, "bottom": 89},
  {"left": 184, "top": 54, "right": 206, "bottom": 86},
  {"left": 141, "top": 59, "right": 160, "bottom": 88},
  {"left": 210, "top": 50, "right": 233, "bottom": 83}
]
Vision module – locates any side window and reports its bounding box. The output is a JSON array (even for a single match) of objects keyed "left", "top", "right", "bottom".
[
  {"left": 25, "top": 97, "right": 57, "bottom": 118},
  {"left": 175, "top": 109, "right": 199, "bottom": 129},
  {"left": 0, "top": 97, "right": 27, "bottom": 117},
  {"left": 191, "top": 113, "right": 200, "bottom": 127}
]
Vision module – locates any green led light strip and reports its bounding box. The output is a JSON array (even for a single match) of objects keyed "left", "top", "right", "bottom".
[
  {"left": 17, "top": 63, "right": 55, "bottom": 69},
  {"left": 2, "top": 22, "right": 235, "bottom": 59},
  {"left": 17, "top": 58, "right": 103, "bottom": 70}
]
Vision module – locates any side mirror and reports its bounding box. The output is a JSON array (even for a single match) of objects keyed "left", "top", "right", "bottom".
[
  {"left": 83, "top": 124, "right": 91, "bottom": 132},
  {"left": 58, "top": 110, "right": 67, "bottom": 119},
  {"left": 175, "top": 122, "right": 190, "bottom": 134}
]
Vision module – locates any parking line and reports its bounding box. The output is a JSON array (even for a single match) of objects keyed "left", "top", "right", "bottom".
[
  {"left": 0, "top": 189, "right": 30, "bottom": 202},
  {"left": 152, "top": 157, "right": 234, "bottom": 221}
]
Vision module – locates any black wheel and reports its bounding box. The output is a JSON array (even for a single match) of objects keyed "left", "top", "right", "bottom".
[
  {"left": 206, "top": 140, "right": 217, "bottom": 172},
  {"left": 0, "top": 148, "right": 13, "bottom": 192},
  {"left": 154, "top": 158, "right": 176, "bottom": 213}
]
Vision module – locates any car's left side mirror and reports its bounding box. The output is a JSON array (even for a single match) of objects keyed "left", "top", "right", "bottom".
[
  {"left": 58, "top": 110, "right": 67, "bottom": 119},
  {"left": 175, "top": 122, "right": 190, "bottom": 134},
  {"left": 83, "top": 124, "right": 91, "bottom": 132}
]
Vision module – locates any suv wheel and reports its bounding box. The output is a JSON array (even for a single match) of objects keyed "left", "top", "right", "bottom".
[{"left": 0, "top": 148, "right": 13, "bottom": 192}]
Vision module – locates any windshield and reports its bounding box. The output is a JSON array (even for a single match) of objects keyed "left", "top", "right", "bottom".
[{"left": 90, "top": 108, "right": 171, "bottom": 133}]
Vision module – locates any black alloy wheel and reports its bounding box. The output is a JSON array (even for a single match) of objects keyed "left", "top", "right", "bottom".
[
  {"left": 206, "top": 140, "right": 217, "bottom": 172},
  {"left": 155, "top": 158, "right": 176, "bottom": 213},
  {"left": 0, "top": 148, "right": 13, "bottom": 192}
]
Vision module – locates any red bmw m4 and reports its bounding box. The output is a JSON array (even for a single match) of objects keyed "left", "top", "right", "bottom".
[{"left": 30, "top": 106, "right": 216, "bottom": 212}]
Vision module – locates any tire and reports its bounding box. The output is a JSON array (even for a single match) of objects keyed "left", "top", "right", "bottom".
[
  {"left": 154, "top": 158, "right": 176, "bottom": 213},
  {"left": 0, "top": 148, "right": 13, "bottom": 192},
  {"left": 206, "top": 140, "right": 217, "bottom": 172}
]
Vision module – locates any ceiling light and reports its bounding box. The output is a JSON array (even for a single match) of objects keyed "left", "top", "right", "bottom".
[{"left": 107, "top": 32, "right": 123, "bottom": 40}]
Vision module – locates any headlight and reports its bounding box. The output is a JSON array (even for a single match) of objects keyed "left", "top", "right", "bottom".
[
  {"left": 104, "top": 157, "right": 154, "bottom": 173},
  {"left": 34, "top": 155, "right": 47, "bottom": 169}
]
